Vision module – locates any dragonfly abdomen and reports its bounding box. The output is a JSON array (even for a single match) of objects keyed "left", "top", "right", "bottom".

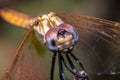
[{"left": 0, "top": 8, "right": 33, "bottom": 28}]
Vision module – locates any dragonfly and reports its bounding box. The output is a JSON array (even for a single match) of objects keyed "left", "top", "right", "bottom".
[{"left": 0, "top": 8, "right": 120, "bottom": 80}]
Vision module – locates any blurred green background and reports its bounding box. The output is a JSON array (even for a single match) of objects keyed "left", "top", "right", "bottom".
[{"left": 0, "top": 0, "right": 120, "bottom": 78}]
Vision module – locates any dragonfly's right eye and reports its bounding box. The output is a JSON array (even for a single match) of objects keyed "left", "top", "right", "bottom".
[
  {"left": 45, "top": 28, "right": 58, "bottom": 52},
  {"left": 51, "top": 39, "right": 56, "bottom": 47}
]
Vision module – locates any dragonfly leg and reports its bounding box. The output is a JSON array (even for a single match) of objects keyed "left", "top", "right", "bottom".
[
  {"left": 70, "top": 52, "right": 85, "bottom": 70},
  {"left": 50, "top": 52, "right": 57, "bottom": 80},
  {"left": 58, "top": 53, "right": 67, "bottom": 80},
  {"left": 65, "top": 54, "right": 77, "bottom": 73},
  {"left": 70, "top": 52, "right": 88, "bottom": 79},
  {"left": 60, "top": 53, "right": 88, "bottom": 80}
]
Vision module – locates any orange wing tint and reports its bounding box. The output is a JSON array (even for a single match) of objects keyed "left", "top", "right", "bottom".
[{"left": 0, "top": 8, "right": 33, "bottom": 29}]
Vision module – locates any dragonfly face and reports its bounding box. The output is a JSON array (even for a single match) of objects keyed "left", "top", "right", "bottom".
[
  {"left": 0, "top": 8, "right": 120, "bottom": 80},
  {"left": 33, "top": 12, "right": 78, "bottom": 53},
  {"left": 45, "top": 25, "right": 76, "bottom": 52}
]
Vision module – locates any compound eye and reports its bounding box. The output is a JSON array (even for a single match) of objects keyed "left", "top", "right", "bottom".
[
  {"left": 57, "top": 23, "right": 73, "bottom": 31},
  {"left": 51, "top": 39, "right": 56, "bottom": 47},
  {"left": 58, "top": 23, "right": 78, "bottom": 43},
  {"left": 58, "top": 29, "right": 65, "bottom": 35},
  {"left": 57, "top": 29, "right": 73, "bottom": 43},
  {"left": 45, "top": 28, "right": 58, "bottom": 52},
  {"left": 57, "top": 29, "right": 71, "bottom": 38}
]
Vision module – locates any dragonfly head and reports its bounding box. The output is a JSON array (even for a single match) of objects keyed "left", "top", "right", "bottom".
[{"left": 45, "top": 23, "right": 78, "bottom": 53}]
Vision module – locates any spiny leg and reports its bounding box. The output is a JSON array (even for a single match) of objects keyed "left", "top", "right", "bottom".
[
  {"left": 59, "top": 53, "right": 76, "bottom": 75},
  {"left": 59, "top": 53, "right": 83, "bottom": 78},
  {"left": 70, "top": 52, "right": 88, "bottom": 79},
  {"left": 66, "top": 54, "right": 88, "bottom": 79},
  {"left": 50, "top": 52, "right": 57, "bottom": 80},
  {"left": 65, "top": 54, "right": 77, "bottom": 73},
  {"left": 58, "top": 53, "right": 88, "bottom": 80},
  {"left": 59, "top": 53, "right": 88, "bottom": 80},
  {"left": 70, "top": 52, "right": 85, "bottom": 70},
  {"left": 58, "top": 53, "right": 67, "bottom": 80}
]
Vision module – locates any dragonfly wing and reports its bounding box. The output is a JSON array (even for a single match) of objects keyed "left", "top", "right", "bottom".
[
  {"left": 1, "top": 27, "right": 51, "bottom": 80},
  {"left": 58, "top": 14, "right": 120, "bottom": 79}
]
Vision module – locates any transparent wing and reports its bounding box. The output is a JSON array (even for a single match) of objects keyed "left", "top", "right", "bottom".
[
  {"left": 58, "top": 14, "right": 120, "bottom": 79},
  {"left": 1, "top": 27, "right": 52, "bottom": 80}
]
